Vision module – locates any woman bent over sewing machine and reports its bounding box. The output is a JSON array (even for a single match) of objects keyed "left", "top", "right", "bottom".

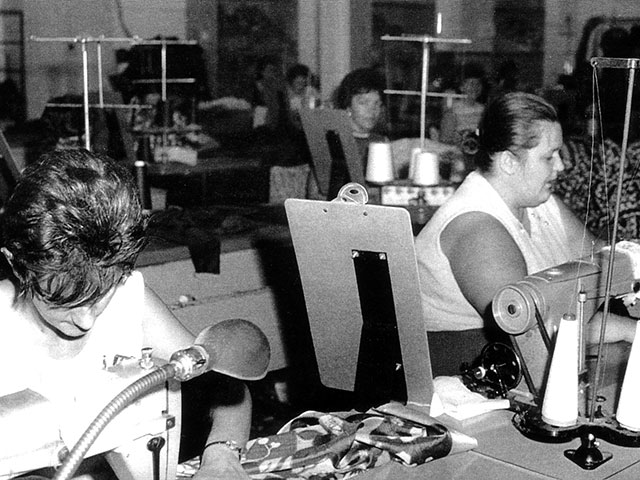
[
  {"left": 0, "top": 149, "right": 253, "bottom": 479},
  {"left": 415, "top": 92, "right": 638, "bottom": 378}
]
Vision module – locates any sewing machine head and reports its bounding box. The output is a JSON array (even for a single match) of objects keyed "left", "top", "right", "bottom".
[
  {"left": 0, "top": 355, "right": 180, "bottom": 480},
  {"left": 492, "top": 240, "right": 640, "bottom": 395}
]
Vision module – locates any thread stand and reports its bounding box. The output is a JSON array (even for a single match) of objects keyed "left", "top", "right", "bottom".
[
  {"left": 565, "top": 433, "right": 613, "bottom": 470},
  {"left": 29, "top": 35, "right": 198, "bottom": 151}
]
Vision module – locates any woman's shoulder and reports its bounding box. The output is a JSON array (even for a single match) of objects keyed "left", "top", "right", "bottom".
[
  {"left": 443, "top": 211, "right": 508, "bottom": 244},
  {"left": 441, "top": 211, "right": 523, "bottom": 272}
]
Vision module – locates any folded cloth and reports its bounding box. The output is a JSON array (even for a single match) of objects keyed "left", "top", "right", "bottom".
[
  {"left": 432, "top": 376, "right": 510, "bottom": 421},
  {"left": 240, "top": 408, "right": 475, "bottom": 479}
]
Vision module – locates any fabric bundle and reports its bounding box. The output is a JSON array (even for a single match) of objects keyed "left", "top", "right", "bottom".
[{"left": 241, "top": 408, "right": 474, "bottom": 479}]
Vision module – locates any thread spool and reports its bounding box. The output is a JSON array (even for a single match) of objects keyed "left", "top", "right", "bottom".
[
  {"left": 135, "top": 160, "right": 152, "bottom": 212},
  {"left": 541, "top": 313, "right": 579, "bottom": 427},
  {"left": 411, "top": 151, "right": 439, "bottom": 186},
  {"left": 408, "top": 147, "right": 422, "bottom": 179},
  {"left": 616, "top": 321, "right": 640, "bottom": 431},
  {"left": 137, "top": 135, "right": 152, "bottom": 162},
  {"left": 365, "top": 142, "right": 394, "bottom": 183}
]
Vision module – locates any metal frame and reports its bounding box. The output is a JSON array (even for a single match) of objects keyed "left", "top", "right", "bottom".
[
  {"left": 381, "top": 34, "right": 472, "bottom": 149},
  {"left": 29, "top": 35, "right": 197, "bottom": 151}
]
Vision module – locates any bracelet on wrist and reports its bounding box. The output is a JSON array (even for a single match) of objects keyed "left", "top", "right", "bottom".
[{"left": 203, "top": 439, "right": 243, "bottom": 461}]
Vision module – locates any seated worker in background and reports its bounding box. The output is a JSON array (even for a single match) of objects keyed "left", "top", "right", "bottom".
[
  {"left": 0, "top": 149, "right": 252, "bottom": 480},
  {"left": 285, "top": 63, "right": 320, "bottom": 130},
  {"left": 415, "top": 92, "right": 637, "bottom": 377},
  {"left": 439, "top": 62, "right": 488, "bottom": 147},
  {"left": 304, "top": 67, "right": 388, "bottom": 200},
  {"left": 334, "top": 67, "right": 388, "bottom": 163},
  {"left": 170, "top": 98, "right": 218, "bottom": 150},
  {"left": 252, "top": 57, "right": 310, "bottom": 167},
  {"left": 251, "top": 55, "right": 289, "bottom": 133}
]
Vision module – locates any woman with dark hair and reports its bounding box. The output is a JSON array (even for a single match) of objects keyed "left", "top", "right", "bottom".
[
  {"left": 415, "top": 92, "right": 636, "bottom": 376},
  {"left": 326, "top": 68, "right": 388, "bottom": 188},
  {"left": 439, "top": 62, "right": 488, "bottom": 146},
  {"left": 0, "top": 149, "right": 253, "bottom": 479},
  {"left": 334, "top": 67, "right": 386, "bottom": 151}
]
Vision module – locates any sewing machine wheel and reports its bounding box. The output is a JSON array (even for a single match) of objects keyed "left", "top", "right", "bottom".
[{"left": 479, "top": 342, "right": 522, "bottom": 392}]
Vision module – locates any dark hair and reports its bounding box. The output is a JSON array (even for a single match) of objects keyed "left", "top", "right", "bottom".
[
  {"left": 495, "top": 59, "right": 519, "bottom": 91},
  {"left": 334, "top": 68, "right": 384, "bottom": 110},
  {"left": 460, "top": 62, "right": 488, "bottom": 103},
  {"left": 462, "top": 62, "right": 486, "bottom": 81},
  {"left": 475, "top": 92, "right": 558, "bottom": 172},
  {"left": 2, "top": 148, "right": 147, "bottom": 307},
  {"left": 286, "top": 63, "right": 310, "bottom": 85},
  {"left": 255, "top": 55, "right": 280, "bottom": 81}
]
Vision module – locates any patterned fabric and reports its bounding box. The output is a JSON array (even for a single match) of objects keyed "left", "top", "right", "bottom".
[
  {"left": 553, "top": 137, "right": 640, "bottom": 243},
  {"left": 241, "top": 410, "right": 454, "bottom": 479}
]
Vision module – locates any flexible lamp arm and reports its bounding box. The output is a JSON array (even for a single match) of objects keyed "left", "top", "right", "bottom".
[{"left": 52, "top": 364, "right": 176, "bottom": 480}]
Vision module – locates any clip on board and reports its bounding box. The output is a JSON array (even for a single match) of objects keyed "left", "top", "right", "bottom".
[
  {"left": 299, "top": 108, "right": 365, "bottom": 198},
  {"left": 285, "top": 196, "right": 434, "bottom": 412}
]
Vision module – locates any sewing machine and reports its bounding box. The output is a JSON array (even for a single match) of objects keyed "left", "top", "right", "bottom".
[
  {"left": 491, "top": 240, "right": 640, "bottom": 461},
  {"left": 0, "top": 355, "right": 181, "bottom": 480},
  {"left": 493, "top": 240, "right": 640, "bottom": 397},
  {"left": 0, "top": 318, "right": 270, "bottom": 480}
]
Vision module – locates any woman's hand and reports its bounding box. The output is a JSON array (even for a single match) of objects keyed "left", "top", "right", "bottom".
[
  {"left": 193, "top": 445, "right": 250, "bottom": 480},
  {"left": 587, "top": 310, "right": 638, "bottom": 345}
]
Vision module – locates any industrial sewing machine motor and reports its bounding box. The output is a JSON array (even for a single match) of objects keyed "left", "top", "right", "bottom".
[
  {"left": 460, "top": 342, "right": 523, "bottom": 399},
  {"left": 491, "top": 241, "right": 640, "bottom": 466}
]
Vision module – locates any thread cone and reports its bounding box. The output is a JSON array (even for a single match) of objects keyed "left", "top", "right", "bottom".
[
  {"left": 617, "top": 321, "right": 640, "bottom": 431},
  {"left": 541, "top": 314, "right": 579, "bottom": 427}
]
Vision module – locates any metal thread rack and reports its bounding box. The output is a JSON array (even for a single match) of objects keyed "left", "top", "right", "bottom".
[
  {"left": 29, "top": 35, "right": 198, "bottom": 151},
  {"left": 381, "top": 35, "right": 472, "bottom": 149}
]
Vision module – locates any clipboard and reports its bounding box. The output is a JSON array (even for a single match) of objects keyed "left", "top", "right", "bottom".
[{"left": 285, "top": 195, "right": 434, "bottom": 411}]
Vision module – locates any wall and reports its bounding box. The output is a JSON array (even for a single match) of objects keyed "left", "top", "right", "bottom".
[
  {"left": 435, "top": 0, "right": 494, "bottom": 52},
  {"left": 298, "top": 0, "right": 371, "bottom": 104},
  {"left": 15, "top": 0, "right": 640, "bottom": 120},
  {"left": 185, "top": 0, "right": 217, "bottom": 98},
  {"left": 20, "top": 0, "right": 186, "bottom": 119},
  {"left": 544, "top": 0, "right": 640, "bottom": 87}
]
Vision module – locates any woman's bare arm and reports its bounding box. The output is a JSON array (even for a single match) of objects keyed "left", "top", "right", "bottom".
[{"left": 441, "top": 211, "right": 527, "bottom": 320}]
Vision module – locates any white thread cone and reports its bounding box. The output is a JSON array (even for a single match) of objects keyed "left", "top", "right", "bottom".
[
  {"left": 408, "top": 147, "right": 422, "bottom": 179},
  {"left": 366, "top": 142, "right": 394, "bottom": 183},
  {"left": 617, "top": 321, "right": 640, "bottom": 431},
  {"left": 411, "top": 151, "right": 439, "bottom": 186},
  {"left": 541, "top": 314, "right": 579, "bottom": 427}
]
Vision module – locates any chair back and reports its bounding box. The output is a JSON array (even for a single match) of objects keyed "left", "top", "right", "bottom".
[
  {"left": 299, "top": 108, "right": 364, "bottom": 199},
  {"left": 0, "top": 130, "right": 21, "bottom": 205}
]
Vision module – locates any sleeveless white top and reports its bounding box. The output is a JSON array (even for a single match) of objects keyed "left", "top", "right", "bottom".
[
  {"left": 415, "top": 171, "right": 579, "bottom": 331},
  {"left": 0, "top": 271, "right": 145, "bottom": 399}
]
